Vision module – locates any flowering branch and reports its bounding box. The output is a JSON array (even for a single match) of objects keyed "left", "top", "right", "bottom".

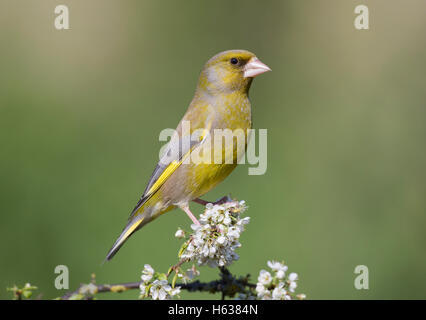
[
  {"left": 60, "top": 267, "right": 255, "bottom": 300},
  {"left": 9, "top": 199, "right": 306, "bottom": 300}
]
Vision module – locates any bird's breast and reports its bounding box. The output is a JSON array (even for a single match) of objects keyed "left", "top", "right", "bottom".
[{"left": 213, "top": 92, "right": 252, "bottom": 130}]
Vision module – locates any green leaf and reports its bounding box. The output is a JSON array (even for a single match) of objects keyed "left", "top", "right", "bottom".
[
  {"left": 178, "top": 242, "right": 189, "bottom": 258},
  {"left": 172, "top": 273, "right": 179, "bottom": 288},
  {"left": 157, "top": 273, "right": 167, "bottom": 281},
  {"left": 22, "top": 290, "right": 33, "bottom": 299}
]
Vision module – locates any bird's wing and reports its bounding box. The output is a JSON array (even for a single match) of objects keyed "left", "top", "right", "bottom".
[{"left": 129, "top": 108, "right": 213, "bottom": 220}]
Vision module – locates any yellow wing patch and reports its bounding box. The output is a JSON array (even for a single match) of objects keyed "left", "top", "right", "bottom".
[
  {"left": 145, "top": 127, "right": 211, "bottom": 197},
  {"left": 146, "top": 160, "right": 182, "bottom": 195}
]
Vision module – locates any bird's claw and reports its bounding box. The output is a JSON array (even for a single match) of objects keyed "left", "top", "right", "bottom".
[{"left": 193, "top": 194, "right": 233, "bottom": 206}]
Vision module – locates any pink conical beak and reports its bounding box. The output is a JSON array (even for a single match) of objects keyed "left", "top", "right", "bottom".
[{"left": 244, "top": 57, "right": 271, "bottom": 78}]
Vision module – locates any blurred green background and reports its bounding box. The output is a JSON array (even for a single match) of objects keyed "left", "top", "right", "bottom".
[{"left": 1, "top": 0, "right": 425, "bottom": 300}]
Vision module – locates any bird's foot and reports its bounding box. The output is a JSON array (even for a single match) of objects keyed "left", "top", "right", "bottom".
[{"left": 193, "top": 195, "right": 232, "bottom": 206}]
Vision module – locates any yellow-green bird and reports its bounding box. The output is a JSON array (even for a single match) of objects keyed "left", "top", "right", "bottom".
[{"left": 106, "top": 50, "right": 271, "bottom": 261}]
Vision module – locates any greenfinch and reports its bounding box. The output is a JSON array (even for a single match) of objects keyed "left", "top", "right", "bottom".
[{"left": 106, "top": 50, "right": 270, "bottom": 260}]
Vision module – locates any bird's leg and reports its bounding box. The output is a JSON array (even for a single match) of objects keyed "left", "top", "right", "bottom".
[
  {"left": 180, "top": 205, "right": 201, "bottom": 226},
  {"left": 193, "top": 195, "right": 232, "bottom": 206}
]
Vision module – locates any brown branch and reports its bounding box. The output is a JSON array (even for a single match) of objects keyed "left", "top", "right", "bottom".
[
  {"left": 61, "top": 268, "right": 255, "bottom": 300},
  {"left": 166, "top": 258, "right": 189, "bottom": 277}
]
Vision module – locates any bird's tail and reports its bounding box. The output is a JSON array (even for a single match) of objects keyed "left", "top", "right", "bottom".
[{"left": 105, "top": 204, "right": 153, "bottom": 261}]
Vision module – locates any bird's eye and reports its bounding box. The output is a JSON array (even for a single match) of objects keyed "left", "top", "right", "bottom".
[{"left": 230, "top": 57, "right": 239, "bottom": 65}]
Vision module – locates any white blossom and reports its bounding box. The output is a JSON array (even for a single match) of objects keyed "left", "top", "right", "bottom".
[
  {"left": 288, "top": 281, "right": 297, "bottom": 293},
  {"left": 148, "top": 280, "right": 181, "bottom": 300},
  {"left": 272, "top": 283, "right": 288, "bottom": 300},
  {"left": 179, "top": 201, "right": 249, "bottom": 268},
  {"left": 175, "top": 229, "right": 185, "bottom": 239},
  {"left": 150, "top": 280, "right": 171, "bottom": 300},
  {"left": 217, "top": 236, "right": 227, "bottom": 245},
  {"left": 141, "top": 264, "right": 155, "bottom": 283},
  {"left": 255, "top": 261, "right": 305, "bottom": 300},
  {"left": 257, "top": 269, "right": 272, "bottom": 285},
  {"left": 256, "top": 283, "right": 270, "bottom": 300},
  {"left": 288, "top": 272, "right": 298, "bottom": 281},
  {"left": 139, "top": 283, "right": 147, "bottom": 296},
  {"left": 296, "top": 293, "right": 307, "bottom": 300},
  {"left": 258, "top": 288, "right": 272, "bottom": 300},
  {"left": 169, "top": 286, "right": 181, "bottom": 296},
  {"left": 267, "top": 260, "right": 288, "bottom": 279}
]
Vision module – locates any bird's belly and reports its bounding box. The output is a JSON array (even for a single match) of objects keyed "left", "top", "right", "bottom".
[
  {"left": 189, "top": 162, "right": 237, "bottom": 198},
  {"left": 161, "top": 162, "right": 237, "bottom": 206}
]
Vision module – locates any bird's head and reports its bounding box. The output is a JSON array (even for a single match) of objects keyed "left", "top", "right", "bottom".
[{"left": 197, "top": 50, "right": 271, "bottom": 95}]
